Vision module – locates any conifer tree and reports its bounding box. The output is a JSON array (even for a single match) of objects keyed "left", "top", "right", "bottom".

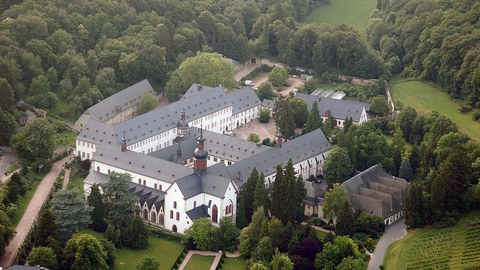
[
  {"left": 270, "top": 165, "right": 284, "bottom": 221},
  {"left": 335, "top": 201, "right": 354, "bottom": 236},
  {"left": 236, "top": 198, "right": 247, "bottom": 229},
  {"left": 304, "top": 101, "right": 322, "bottom": 133},
  {"left": 35, "top": 208, "right": 57, "bottom": 247},
  {"left": 89, "top": 184, "right": 107, "bottom": 232},
  {"left": 399, "top": 159, "right": 413, "bottom": 180},
  {"left": 254, "top": 172, "right": 270, "bottom": 215},
  {"left": 404, "top": 183, "right": 425, "bottom": 228},
  {"left": 243, "top": 168, "right": 259, "bottom": 222}
]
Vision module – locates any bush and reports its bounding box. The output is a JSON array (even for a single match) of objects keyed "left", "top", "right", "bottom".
[
  {"left": 472, "top": 110, "right": 480, "bottom": 121},
  {"left": 459, "top": 105, "right": 473, "bottom": 113},
  {"left": 259, "top": 108, "right": 270, "bottom": 123}
]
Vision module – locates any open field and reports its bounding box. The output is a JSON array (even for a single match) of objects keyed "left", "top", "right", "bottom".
[
  {"left": 222, "top": 257, "right": 248, "bottom": 270},
  {"left": 78, "top": 229, "right": 184, "bottom": 270},
  {"left": 184, "top": 254, "right": 215, "bottom": 270},
  {"left": 391, "top": 79, "right": 480, "bottom": 141},
  {"left": 384, "top": 211, "right": 480, "bottom": 270},
  {"left": 303, "top": 0, "right": 376, "bottom": 40}
]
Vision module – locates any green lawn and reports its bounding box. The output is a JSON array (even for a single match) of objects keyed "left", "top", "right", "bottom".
[
  {"left": 184, "top": 254, "right": 215, "bottom": 270},
  {"left": 384, "top": 211, "right": 480, "bottom": 270},
  {"left": 391, "top": 79, "right": 480, "bottom": 142},
  {"left": 53, "top": 129, "right": 77, "bottom": 148},
  {"left": 303, "top": 0, "right": 376, "bottom": 40},
  {"left": 67, "top": 170, "right": 88, "bottom": 193},
  {"left": 77, "top": 229, "right": 184, "bottom": 270},
  {"left": 222, "top": 257, "right": 248, "bottom": 270}
]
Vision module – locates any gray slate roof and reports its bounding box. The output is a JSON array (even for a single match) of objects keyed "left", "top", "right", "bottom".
[
  {"left": 262, "top": 99, "right": 275, "bottom": 108},
  {"left": 175, "top": 171, "right": 232, "bottom": 199},
  {"left": 342, "top": 165, "right": 411, "bottom": 219},
  {"left": 8, "top": 266, "right": 50, "bottom": 270},
  {"left": 93, "top": 144, "right": 192, "bottom": 184},
  {"left": 78, "top": 85, "right": 261, "bottom": 146},
  {"left": 148, "top": 127, "right": 269, "bottom": 162},
  {"left": 295, "top": 93, "right": 370, "bottom": 122},
  {"left": 85, "top": 79, "right": 155, "bottom": 121},
  {"left": 220, "top": 128, "right": 332, "bottom": 188},
  {"left": 186, "top": 204, "right": 210, "bottom": 220},
  {"left": 182, "top": 84, "right": 216, "bottom": 99},
  {"left": 77, "top": 120, "right": 115, "bottom": 145}
]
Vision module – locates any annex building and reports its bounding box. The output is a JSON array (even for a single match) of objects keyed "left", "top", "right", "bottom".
[
  {"left": 342, "top": 165, "right": 411, "bottom": 225},
  {"left": 75, "top": 80, "right": 378, "bottom": 233}
]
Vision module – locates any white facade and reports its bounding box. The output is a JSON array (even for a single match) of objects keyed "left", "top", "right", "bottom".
[{"left": 76, "top": 104, "right": 261, "bottom": 161}]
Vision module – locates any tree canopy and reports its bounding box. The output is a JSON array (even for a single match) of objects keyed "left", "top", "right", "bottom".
[{"left": 165, "top": 52, "right": 236, "bottom": 101}]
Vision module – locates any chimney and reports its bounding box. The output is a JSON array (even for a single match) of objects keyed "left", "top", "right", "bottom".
[
  {"left": 121, "top": 131, "right": 127, "bottom": 152},
  {"left": 197, "top": 84, "right": 203, "bottom": 91},
  {"left": 276, "top": 137, "right": 283, "bottom": 147}
]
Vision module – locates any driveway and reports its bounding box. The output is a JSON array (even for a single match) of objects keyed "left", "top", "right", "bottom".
[
  {"left": 0, "top": 154, "right": 73, "bottom": 268},
  {"left": 367, "top": 217, "right": 407, "bottom": 270}
]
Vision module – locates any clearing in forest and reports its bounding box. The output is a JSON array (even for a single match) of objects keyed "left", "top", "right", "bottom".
[
  {"left": 383, "top": 211, "right": 480, "bottom": 270},
  {"left": 303, "top": 0, "right": 376, "bottom": 40},
  {"left": 391, "top": 79, "right": 480, "bottom": 142}
]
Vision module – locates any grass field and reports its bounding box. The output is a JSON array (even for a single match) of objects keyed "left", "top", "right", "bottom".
[
  {"left": 53, "top": 129, "right": 77, "bottom": 148},
  {"left": 384, "top": 211, "right": 480, "bottom": 270},
  {"left": 391, "top": 79, "right": 480, "bottom": 141},
  {"left": 67, "top": 170, "right": 88, "bottom": 193},
  {"left": 184, "top": 254, "right": 215, "bottom": 270},
  {"left": 303, "top": 0, "right": 376, "bottom": 40},
  {"left": 222, "top": 257, "right": 248, "bottom": 270},
  {"left": 78, "top": 229, "right": 185, "bottom": 270}
]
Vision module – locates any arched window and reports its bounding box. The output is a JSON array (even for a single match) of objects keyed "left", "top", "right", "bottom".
[
  {"left": 173, "top": 201, "right": 177, "bottom": 209},
  {"left": 108, "top": 169, "right": 110, "bottom": 174},
  {"left": 97, "top": 166, "right": 100, "bottom": 172},
  {"left": 154, "top": 183, "right": 157, "bottom": 189},
  {"left": 143, "top": 180, "right": 146, "bottom": 186},
  {"left": 193, "top": 201, "right": 196, "bottom": 208},
  {"left": 172, "top": 225, "right": 177, "bottom": 232},
  {"left": 138, "top": 179, "right": 141, "bottom": 184},
  {"left": 159, "top": 185, "right": 162, "bottom": 191},
  {"left": 212, "top": 205, "right": 218, "bottom": 223},
  {"left": 150, "top": 212, "right": 157, "bottom": 223},
  {"left": 176, "top": 212, "right": 180, "bottom": 221},
  {"left": 143, "top": 209, "right": 148, "bottom": 220},
  {"left": 159, "top": 213, "right": 164, "bottom": 225},
  {"left": 170, "top": 210, "right": 173, "bottom": 219}
]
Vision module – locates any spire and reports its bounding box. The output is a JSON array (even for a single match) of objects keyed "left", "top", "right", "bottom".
[
  {"left": 177, "top": 109, "right": 189, "bottom": 137},
  {"left": 121, "top": 131, "right": 127, "bottom": 151},
  {"left": 193, "top": 126, "right": 208, "bottom": 172}
]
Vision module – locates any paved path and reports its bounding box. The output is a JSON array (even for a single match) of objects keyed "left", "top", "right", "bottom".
[
  {"left": 178, "top": 250, "right": 222, "bottom": 270},
  {"left": 0, "top": 149, "right": 19, "bottom": 184},
  {"left": 367, "top": 218, "right": 407, "bottom": 270},
  {"left": 0, "top": 154, "right": 73, "bottom": 268}
]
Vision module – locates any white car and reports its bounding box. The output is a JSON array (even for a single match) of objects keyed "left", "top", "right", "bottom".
[{"left": 245, "top": 80, "right": 254, "bottom": 86}]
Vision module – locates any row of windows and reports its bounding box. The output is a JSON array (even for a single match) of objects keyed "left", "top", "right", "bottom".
[{"left": 170, "top": 210, "right": 180, "bottom": 221}]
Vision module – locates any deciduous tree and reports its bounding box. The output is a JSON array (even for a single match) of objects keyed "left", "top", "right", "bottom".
[
  {"left": 370, "top": 95, "right": 389, "bottom": 116},
  {"left": 323, "top": 184, "right": 349, "bottom": 222},
  {"left": 323, "top": 146, "right": 354, "bottom": 185},
  {"left": 63, "top": 234, "right": 108, "bottom": 270},
  {"left": 268, "top": 66, "right": 288, "bottom": 88},
  {"left": 138, "top": 92, "right": 157, "bottom": 114},
  {"left": 27, "top": 246, "right": 58, "bottom": 269},
  {"left": 136, "top": 255, "right": 160, "bottom": 270},
  {"left": 183, "top": 217, "right": 217, "bottom": 251},
  {"left": 304, "top": 101, "right": 322, "bottom": 133},
  {"left": 218, "top": 216, "right": 240, "bottom": 252}
]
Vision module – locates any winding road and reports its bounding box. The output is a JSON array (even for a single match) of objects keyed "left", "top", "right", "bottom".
[{"left": 367, "top": 217, "right": 407, "bottom": 270}]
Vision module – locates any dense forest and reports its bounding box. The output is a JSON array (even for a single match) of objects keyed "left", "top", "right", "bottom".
[
  {"left": 368, "top": 0, "right": 480, "bottom": 108},
  {"left": 0, "top": 0, "right": 388, "bottom": 122}
]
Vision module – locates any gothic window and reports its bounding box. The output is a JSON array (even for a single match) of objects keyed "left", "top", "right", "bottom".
[
  {"left": 173, "top": 201, "right": 177, "bottom": 209},
  {"left": 170, "top": 210, "right": 173, "bottom": 219},
  {"left": 212, "top": 205, "right": 218, "bottom": 223}
]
